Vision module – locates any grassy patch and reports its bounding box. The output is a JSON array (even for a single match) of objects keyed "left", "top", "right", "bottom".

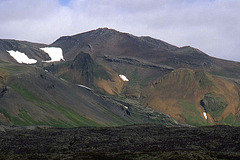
[
  {"left": 181, "top": 69, "right": 192, "bottom": 85},
  {"left": 129, "top": 68, "right": 140, "bottom": 87},
  {"left": 93, "top": 64, "right": 111, "bottom": 80},
  {"left": 44, "top": 116, "right": 73, "bottom": 128},
  {"left": 0, "top": 108, "right": 32, "bottom": 126},
  {"left": 10, "top": 83, "right": 42, "bottom": 102},
  {"left": 140, "top": 76, "right": 151, "bottom": 87},
  {"left": 45, "top": 102, "right": 101, "bottom": 127},
  {"left": 96, "top": 103, "right": 132, "bottom": 126},
  {"left": 0, "top": 108, "right": 11, "bottom": 120},
  {"left": 181, "top": 101, "right": 207, "bottom": 126},
  {"left": 222, "top": 113, "right": 234, "bottom": 125},
  {"left": 210, "top": 110, "right": 225, "bottom": 121},
  {"left": 194, "top": 70, "right": 215, "bottom": 89},
  {"left": 9, "top": 83, "right": 102, "bottom": 127},
  {"left": 17, "top": 109, "right": 37, "bottom": 125}
]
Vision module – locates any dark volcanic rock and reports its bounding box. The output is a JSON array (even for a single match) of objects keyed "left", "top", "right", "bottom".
[
  {"left": 70, "top": 52, "right": 94, "bottom": 85},
  {"left": 0, "top": 124, "right": 240, "bottom": 159},
  {"left": 201, "top": 93, "right": 228, "bottom": 112},
  {"left": 0, "top": 86, "right": 7, "bottom": 98}
]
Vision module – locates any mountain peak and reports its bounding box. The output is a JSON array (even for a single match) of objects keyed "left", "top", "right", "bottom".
[{"left": 95, "top": 27, "right": 112, "bottom": 31}]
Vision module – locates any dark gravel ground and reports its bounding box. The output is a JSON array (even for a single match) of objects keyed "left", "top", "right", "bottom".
[{"left": 0, "top": 124, "right": 240, "bottom": 159}]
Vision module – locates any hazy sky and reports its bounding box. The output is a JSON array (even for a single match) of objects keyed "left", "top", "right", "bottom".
[{"left": 0, "top": 0, "right": 239, "bottom": 62}]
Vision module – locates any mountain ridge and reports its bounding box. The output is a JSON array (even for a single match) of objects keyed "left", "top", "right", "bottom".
[{"left": 0, "top": 28, "right": 240, "bottom": 127}]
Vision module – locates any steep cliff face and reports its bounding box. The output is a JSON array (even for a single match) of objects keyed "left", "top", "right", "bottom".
[{"left": 141, "top": 68, "right": 240, "bottom": 126}]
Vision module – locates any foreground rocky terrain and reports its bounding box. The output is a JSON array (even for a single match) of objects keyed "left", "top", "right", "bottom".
[{"left": 0, "top": 124, "right": 240, "bottom": 159}]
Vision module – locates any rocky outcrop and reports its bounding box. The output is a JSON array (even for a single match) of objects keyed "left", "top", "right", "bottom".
[
  {"left": 200, "top": 93, "right": 228, "bottom": 120},
  {"left": 103, "top": 55, "right": 174, "bottom": 71},
  {"left": 0, "top": 86, "right": 7, "bottom": 98}
]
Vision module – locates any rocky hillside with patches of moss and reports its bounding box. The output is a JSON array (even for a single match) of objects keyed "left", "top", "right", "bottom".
[{"left": 0, "top": 61, "right": 179, "bottom": 127}]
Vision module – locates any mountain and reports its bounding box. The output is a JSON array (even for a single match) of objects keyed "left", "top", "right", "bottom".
[
  {"left": 1, "top": 28, "right": 240, "bottom": 127},
  {"left": 52, "top": 28, "right": 240, "bottom": 81},
  {"left": 50, "top": 28, "right": 240, "bottom": 126}
]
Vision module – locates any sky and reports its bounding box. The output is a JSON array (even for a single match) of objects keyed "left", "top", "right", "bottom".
[{"left": 0, "top": 0, "right": 239, "bottom": 62}]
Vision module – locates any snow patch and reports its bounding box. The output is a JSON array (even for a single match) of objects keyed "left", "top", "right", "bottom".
[
  {"left": 76, "top": 84, "right": 93, "bottom": 91},
  {"left": 119, "top": 74, "right": 129, "bottom": 81},
  {"left": 123, "top": 106, "right": 128, "bottom": 110},
  {"left": 40, "top": 47, "right": 64, "bottom": 62},
  {"left": 7, "top": 50, "right": 37, "bottom": 64},
  {"left": 203, "top": 112, "right": 207, "bottom": 119}
]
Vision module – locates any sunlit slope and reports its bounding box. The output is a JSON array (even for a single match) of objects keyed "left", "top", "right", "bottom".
[{"left": 142, "top": 68, "right": 240, "bottom": 126}]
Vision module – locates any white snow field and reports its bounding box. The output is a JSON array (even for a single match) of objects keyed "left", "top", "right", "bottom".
[
  {"left": 203, "top": 112, "right": 208, "bottom": 119},
  {"left": 119, "top": 74, "right": 129, "bottom": 81},
  {"left": 40, "top": 47, "right": 64, "bottom": 62},
  {"left": 7, "top": 50, "right": 37, "bottom": 64}
]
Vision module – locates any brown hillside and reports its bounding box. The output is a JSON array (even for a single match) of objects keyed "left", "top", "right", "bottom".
[{"left": 141, "top": 68, "right": 240, "bottom": 126}]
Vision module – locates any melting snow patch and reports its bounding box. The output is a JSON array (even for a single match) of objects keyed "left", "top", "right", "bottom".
[
  {"left": 7, "top": 50, "right": 37, "bottom": 64},
  {"left": 123, "top": 106, "right": 128, "bottom": 110},
  {"left": 203, "top": 112, "right": 207, "bottom": 119},
  {"left": 76, "top": 84, "right": 93, "bottom": 91},
  {"left": 119, "top": 74, "right": 129, "bottom": 81},
  {"left": 40, "top": 47, "right": 64, "bottom": 62}
]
